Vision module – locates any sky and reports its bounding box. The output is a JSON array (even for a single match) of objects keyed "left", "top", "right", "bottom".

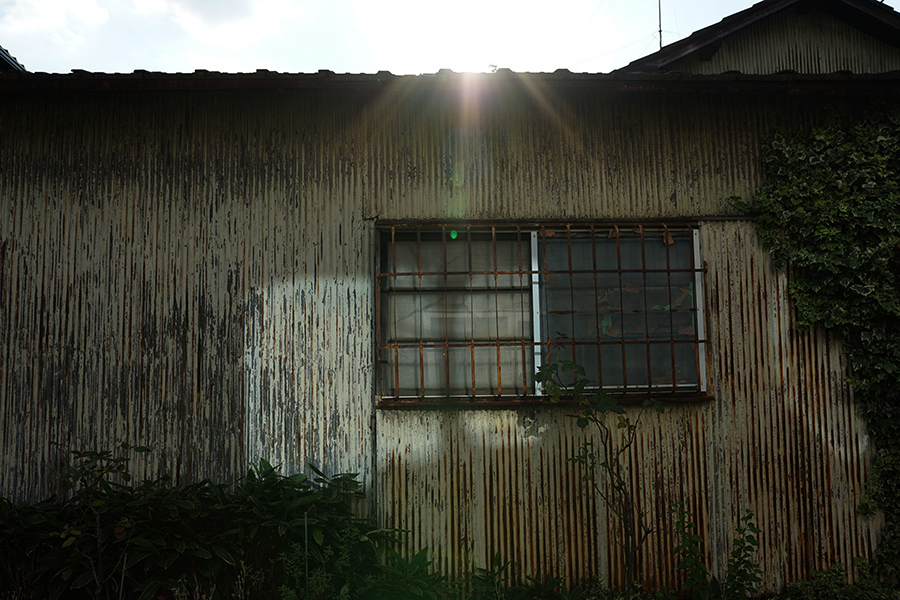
[{"left": 2, "top": 0, "right": 900, "bottom": 75}]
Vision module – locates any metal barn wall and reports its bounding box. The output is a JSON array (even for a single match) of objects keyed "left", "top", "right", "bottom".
[
  {"left": 0, "top": 80, "right": 887, "bottom": 591},
  {"left": 374, "top": 222, "right": 879, "bottom": 593},
  {"left": 0, "top": 90, "right": 376, "bottom": 501},
  {"left": 668, "top": 8, "right": 900, "bottom": 74}
]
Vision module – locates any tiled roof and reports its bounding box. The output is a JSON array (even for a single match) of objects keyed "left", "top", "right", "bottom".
[{"left": 0, "top": 44, "right": 25, "bottom": 72}]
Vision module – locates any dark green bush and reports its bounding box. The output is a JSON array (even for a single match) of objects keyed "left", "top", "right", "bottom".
[
  {"left": 783, "top": 562, "right": 900, "bottom": 600},
  {"left": 0, "top": 446, "right": 388, "bottom": 600}
]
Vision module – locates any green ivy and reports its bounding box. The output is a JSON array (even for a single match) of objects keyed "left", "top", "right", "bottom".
[{"left": 733, "top": 108, "right": 900, "bottom": 582}]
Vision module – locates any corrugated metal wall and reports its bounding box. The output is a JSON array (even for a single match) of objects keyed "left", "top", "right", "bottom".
[
  {"left": 0, "top": 81, "right": 886, "bottom": 592},
  {"left": 376, "top": 219, "right": 881, "bottom": 591},
  {"left": 668, "top": 8, "right": 900, "bottom": 74},
  {"left": 0, "top": 91, "right": 376, "bottom": 500}
]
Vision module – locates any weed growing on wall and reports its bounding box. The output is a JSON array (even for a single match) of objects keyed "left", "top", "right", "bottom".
[
  {"left": 670, "top": 505, "right": 761, "bottom": 600},
  {"left": 536, "top": 359, "right": 663, "bottom": 600},
  {"left": 733, "top": 108, "right": 900, "bottom": 581}
]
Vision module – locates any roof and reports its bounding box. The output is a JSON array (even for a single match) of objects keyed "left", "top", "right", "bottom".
[
  {"left": 0, "top": 69, "right": 898, "bottom": 96},
  {"left": 618, "top": 0, "right": 900, "bottom": 73},
  {"left": 0, "top": 45, "right": 25, "bottom": 73}
]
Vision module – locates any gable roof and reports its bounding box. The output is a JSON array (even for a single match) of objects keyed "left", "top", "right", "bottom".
[
  {"left": 0, "top": 45, "right": 25, "bottom": 72},
  {"left": 618, "top": 0, "right": 900, "bottom": 73}
]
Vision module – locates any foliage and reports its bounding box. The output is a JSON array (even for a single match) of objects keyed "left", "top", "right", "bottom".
[
  {"left": 722, "top": 511, "right": 762, "bottom": 600},
  {"left": 0, "top": 446, "right": 388, "bottom": 600},
  {"left": 467, "top": 551, "right": 516, "bottom": 600},
  {"left": 670, "top": 506, "right": 761, "bottom": 600},
  {"left": 733, "top": 108, "right": 900, "bottom": 581},
  {"left": 467, "top": 552, "right": 635, "bottom": 600},
  {"left": 361, "top": 547, "right": 455, "bottom": 600},
  {"left": 782, "top": 561, "right": 900, "bottom": 600},
  {"left": 672, "top": 505, "right": 711, "bottom": 598},
  {"left": 535, "top": 358, "right": 663, "bottom": 600}
]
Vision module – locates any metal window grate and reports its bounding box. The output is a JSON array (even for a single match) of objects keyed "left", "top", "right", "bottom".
[{"left": 376, "top": 223, "right": 707, "bottom": 404}]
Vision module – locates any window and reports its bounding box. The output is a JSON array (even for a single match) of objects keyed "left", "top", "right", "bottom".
[{"left": 377, "top": 223, "right": 707, "bottom": 404}]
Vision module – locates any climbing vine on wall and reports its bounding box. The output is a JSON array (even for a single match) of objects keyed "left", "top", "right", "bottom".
[{"left": 734, "top": 108, "right": 900, "bottom": 581}]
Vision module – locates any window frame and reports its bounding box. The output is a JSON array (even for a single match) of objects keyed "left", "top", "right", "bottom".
[{"left": 376, "top": 221, "right": 709, "bottom": 407}]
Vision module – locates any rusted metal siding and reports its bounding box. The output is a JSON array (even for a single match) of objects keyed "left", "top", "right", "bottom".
[
  {"left": 364, "top": 88, "right": 856, "bottom": 221},
  {"left": 0, "top": 83, "right": 887, "bottom": 592},
  {"left": 0, "top": 91, "right": 376, "bottom": 501},
  {"left": 701, "top": 222, "right": 879, "bottom": 589},
  {"left": 376, "top": 221, "right": 880, "bottom": 592},
  {"left": 668, "top": 8, "right": 900, "bottom": 74}
]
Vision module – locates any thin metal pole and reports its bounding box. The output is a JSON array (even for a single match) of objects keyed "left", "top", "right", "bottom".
[
  {"left": 304, "top": 509, "right": 309, "bottom": 599},
  {"left": 658, "top": 0, "right": 663, "bottom": 49},
  {"left": 119, "top": 553, "right": 126, "bottom": 600}
]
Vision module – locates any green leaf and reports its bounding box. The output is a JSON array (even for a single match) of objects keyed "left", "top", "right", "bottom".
[
  {"left": 70, "top": 570, "right": 96, "bottom": 589},
  {"left": 212, "top": 545, "right": 237, "bottom": 565},
  {"left": 137, "top": 582, "right": 161, "bottom": 600},
  {"left": 125, "top": 551, "right": 151, "bottom": 569}
]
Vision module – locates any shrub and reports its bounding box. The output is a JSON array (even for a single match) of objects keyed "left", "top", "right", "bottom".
[
  {"left": 783, "top": 561, "right": 900, "bottom": 600},
  {"left": 0, "top": 446, "right": 387, "bottom": 600},
  {"left": 671, "top": 505, "right": 761, "bottom": 600}
]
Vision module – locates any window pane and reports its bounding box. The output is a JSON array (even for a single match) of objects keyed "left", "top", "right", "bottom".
[
  {"left": 619, "top": 236, "right": 643, "bottom": 270},
  {"left": 473, "top": 346, "right": 533, "bottom": 396},
  {"left": 674, "top": 342, "right": 699, "bottom": 386},
  {"left": 624, "top": 343, "right": 649, "bottom": 389},
  {"left": 539, "top": 227, "right": 701, "bottom": 392},
  {"left": 648, "top": 342, "right": 675, "bottom": 388},
  {"left": 600, "top": 344, "right": 625, "bottom": 389}
]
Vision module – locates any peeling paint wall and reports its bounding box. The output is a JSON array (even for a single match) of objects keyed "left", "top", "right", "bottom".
[
  {"left": 0, "top": 90, "right": 376, "bottom": 500},
  {"left": 0, "top": 82, "right": 888, "bottom": 592}
]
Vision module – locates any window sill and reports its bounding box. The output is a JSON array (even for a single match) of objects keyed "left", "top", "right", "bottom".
[{"left": 376, "top": 392, "right": 713, "bottom": 409}]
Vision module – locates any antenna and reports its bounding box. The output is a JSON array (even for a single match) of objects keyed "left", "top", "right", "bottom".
[{"left": 658, "top": 0, "right": 663, "bottom": 49}]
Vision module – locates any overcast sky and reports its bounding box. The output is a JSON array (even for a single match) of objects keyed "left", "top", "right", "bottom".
[{"left": 2, "top": 0, "right": 900, "bottom": 75}]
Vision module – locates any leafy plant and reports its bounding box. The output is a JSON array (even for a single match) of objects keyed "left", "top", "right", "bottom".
[
  {"left": 468, "top": 551, "right": 516, "bottom": 600},
  {"left": 363, "top": 547, "right": 454, "bottom": 600},
  {"left": 536, "top": 358, "right": 663, "bottom": 600},
  {"left": 783, "top": 560, "right": 900, "bottom": 600},
  {"left": 671, "top": 506, "right": 761, "bottom": 600},
  {"left": 0, "top": 447, "right": 388, "bottom": 600},
  {"left": 672, "top": 504, "right": 711, "bottom": 599},
  {"left": 276, "top": 518, "right": 393, "bottom": 600},
  {"left": 723, "top": 512, "right": 761, "bottom": 600}
]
